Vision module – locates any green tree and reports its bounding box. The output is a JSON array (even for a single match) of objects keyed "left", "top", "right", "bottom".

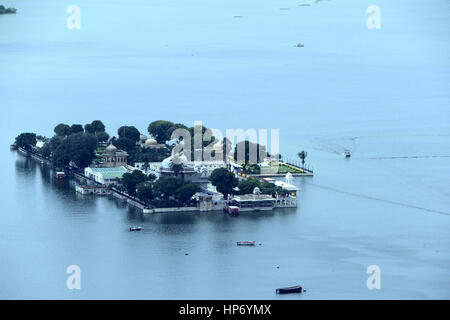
[
  {"left": 209, "top": 168, "right": 238, "bottom": 198},
  {"left": 186, "top": 124, "right": 216, "bottom": 161},
  {"left": 259, "top": 182, "right": 279, "bottom": 196},
  {"left": 136, "top": 182, "right": 153, "bottom": 205},
  {"left": 114, "top": 137, "right": 136, "bottom": 153},
  {"left": 297, "top": 151, "right": 307, "bottom": 166},
  {"left": 70, "top": 124, "right": 84, "bottom": 135},
  {"left": 147, "top": 120, "right": 176, "bottom": 144},
  {"left": 95, "top": 131, "right": 110, "bottom": 143},
  {"left": 118, "top": 126, "right": 140, "bottom": 142},
  {"left": 174, "top": 183, "right": 199, "bottom": 205},
  {"left": 122, "top": 170, "right": 148, "bottom": 197},
  {"left": 84, "top": 123, "right": 94, "bottom": 134},
  {"left": 52, "top": 133, "right": 97, "bottom": 169},
  {"left": 153, "top": 176, "right": 185, "bottom": 199},
  {"left": 91, "top": 120, "right": 106, "bottom": 133},
  {"left": 234, "top": 140, "right": 268, "bottom": 166},
  {"left": 49, "top": 135, "right": 64, "bottom": 153},
  {"left": 237, "top": 178, "right": 260, "bottom": 195},
  {"left": 39, "top": 143, "right": 51, "bottom": 158},
  {"left": 54, "top": 123, "right": 71, "bottom": 136},
  {"left": 15, "top": 133, "right": 37, "bottom": 150}
]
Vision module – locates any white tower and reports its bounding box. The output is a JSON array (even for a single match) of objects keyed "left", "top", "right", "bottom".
[{"left": 285, "top": 172, "right": 293, "bottom": 185}]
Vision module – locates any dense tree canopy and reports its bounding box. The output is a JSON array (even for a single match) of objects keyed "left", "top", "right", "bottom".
[
  {"left": 152, "top": 176, "right": 185, "bottom": 199},
  {"left": 234, "top": 140, "right": 268, "bottom": 165},
  {"left": 237, "top": 178, "right": 261, "bottom": 195},
  {"left": 148, "top": 120, "right": 187, "bottom": 144},
  {"left": 85, "top": 120, "right": 106, "bottom": 134},
  {"left": 186, "top": 124, "right": 216, "bottom": 161},
  {"left": 15, "top": 133, "right": 37, "bottom": 150},
  {"left": 118, "top": 126, "right": 140, "bottom": 142},
  {"left": 95, "top": 131, "right": 110, "bottom": 143},
  {"left": 236, "top": 178, "right": 288, "bottom": 197},
  {"left": 70, "top": 124, "right": 84, "bottom": 135},
  {"left": 174, "top": 183, "right": 199, "bottom": 204},
  {"left": 122, "top": 170, "right": 148, "bottom": 197},
  {"left": 149, "top": 176, "right": 198, "bottom": 206},
  {"left": 136, "top": 182, "right": 153, "bottom": 205},
  {"left": 52, "top": 132, "right": 97, "bottom": 169},
  {"left": 114, "top": 137, "right": 136, "bottom": 153},
  {"left": 209, "top": 167, "right": 238, "bottom": 198},
  {"left": 54, "top": 123, "right": 71, "bottom": 137}
]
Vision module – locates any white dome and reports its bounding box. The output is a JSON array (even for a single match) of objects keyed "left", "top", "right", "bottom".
[
  {"left": 253, "top": 187, "right": 261, "bottom": 195},
  {"left": 145, "top": 138, "right": 158, "bottom": 145},
  {"left": 105, "top": 143, "right": 117, "bottom": 154},
  {"left": 161, "top": 154, "right": 189, "bottom": 169}
]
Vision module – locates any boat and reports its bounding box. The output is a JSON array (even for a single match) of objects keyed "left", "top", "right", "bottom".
[
  {"left": 224, "top": 205, "right": 239, "bottom": 216},
  {"left": 10, "top": 144, "right": 17, "bottom": 150},
  {"left": 344, "top": 149, "right": 351, "bottom": 158},
  {"left": 294, "top": 43, "right": 304, "bottom": 48},
  {"left": 129, "top": 227, "right": 143, "bottom": 231},
  {"left": 55, "top": 171, "right": 66, "bottom": 179},
  {"left": 237, "top": 241, "right": 256, "bottom": 246},
  {"left": 276, "top": 285, "right": 303, "bottom": 294}
]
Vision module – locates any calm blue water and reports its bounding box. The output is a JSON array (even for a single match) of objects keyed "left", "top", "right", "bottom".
[{"left": 0, "top": 0, "right": 449, "bottom": 299}]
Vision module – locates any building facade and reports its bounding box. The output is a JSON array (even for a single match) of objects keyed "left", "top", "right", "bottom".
[
  {"left": 84, "top": 166, "right": 128, "bottom": 185},
  {"left": 102, "top": 143, "right": 128, "bottom": 167}
]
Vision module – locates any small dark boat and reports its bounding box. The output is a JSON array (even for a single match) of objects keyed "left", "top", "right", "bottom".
[
  {"left": 237, "top": 241, "right": 256, "bottom": 246},
  {"left": 129, "top": 227, "right": 143, "bottom": 231},
  {"left": 344, "top": 149, "right": 351, "bottom": 158},
  {"left": 276, "top": 285, "right": 303, "bottom": 294}
]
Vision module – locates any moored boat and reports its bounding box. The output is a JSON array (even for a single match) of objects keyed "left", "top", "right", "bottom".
[
  {"left": 55, "top": 171, "right": 66, "bottom": 179},
  {"left": 129, "top": 227, "right": 143, "bottom": 231},
  {"left": 224, "top": 205, "right": 239, "bottom": 216},
  {"left": 237, "top": 241, "right": 256, "bottom": 246},
  {"left": 276, "top": 285, "right": 302, "bottom": 294}
]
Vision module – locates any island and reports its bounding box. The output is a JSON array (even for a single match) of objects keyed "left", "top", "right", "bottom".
[
  {"left": 0, "top": 5, "right": 17, "bottom": 14},
  {"left": 12, "top": 120, "right": 312, "bottom": 214}
]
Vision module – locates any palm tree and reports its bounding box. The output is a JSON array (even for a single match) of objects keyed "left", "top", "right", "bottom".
[{"left": 297, "top": 151, "right": 307, "bottom": 167}]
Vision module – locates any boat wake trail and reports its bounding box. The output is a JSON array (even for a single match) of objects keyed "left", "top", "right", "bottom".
[
  {"left": 306, "top": 137, "right": 353, "bottom": 156},
  {"left": 305, "top": 182, "right": 450, "bottom": 216},
  {"left": 362, "top": 155, "right": 450, "bottom": 160}
]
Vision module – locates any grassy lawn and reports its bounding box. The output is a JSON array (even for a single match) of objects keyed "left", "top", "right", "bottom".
[{"left": 277, "top": 164, "right": 304, "bottom": 174}]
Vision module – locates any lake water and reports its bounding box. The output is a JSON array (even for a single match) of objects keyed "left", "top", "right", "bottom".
[{"left": 0, "top": 0, "right": 449, "bottom": 299}]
